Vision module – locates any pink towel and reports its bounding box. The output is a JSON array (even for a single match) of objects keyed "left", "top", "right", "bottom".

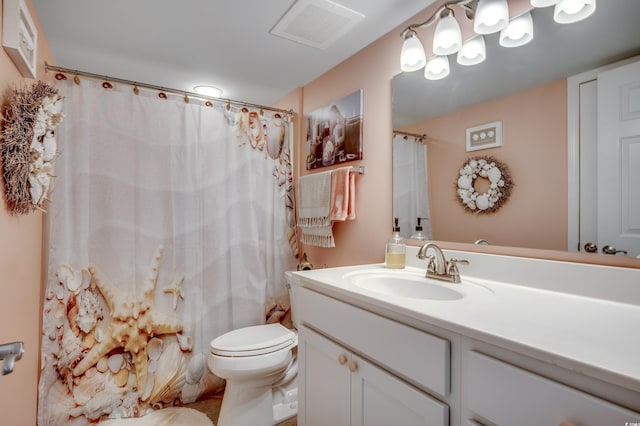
[{"left": 330, "top": 166, "right": 356, "bottom": 221}]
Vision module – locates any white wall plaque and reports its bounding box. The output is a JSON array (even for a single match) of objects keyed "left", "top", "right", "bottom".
[{"left": 2, "top": 0, "right": 38, "bottom": 78}]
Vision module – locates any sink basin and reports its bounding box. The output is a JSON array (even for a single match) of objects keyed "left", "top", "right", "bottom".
[{"left": 343, "top": 269, "right": 464, "bottom": 301}]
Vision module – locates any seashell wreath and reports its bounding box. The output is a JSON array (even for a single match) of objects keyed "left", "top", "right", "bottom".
[
  {"left": 1, "top": 80, "right": 64, "bottom": 214},
  {"left": 456, "top": 156, "right": 513, "bottom": 213}
]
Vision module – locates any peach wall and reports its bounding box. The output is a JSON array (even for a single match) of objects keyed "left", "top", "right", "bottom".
[
  {"left": 276, "top": 0, "right": 584, "bottom": 268},
  {"left": 402, "top": 79, "right": 568, "bottom": 251},
  {"left": 0, "top": 1, "right": 55, "bottom": 424},
  {"left": 278, "top": 28, "right": 404, "bottom": 268}
]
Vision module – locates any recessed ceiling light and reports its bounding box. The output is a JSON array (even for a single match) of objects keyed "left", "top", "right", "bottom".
[{"left": 193, "top": 85, "right": 223, "bottom": 97}]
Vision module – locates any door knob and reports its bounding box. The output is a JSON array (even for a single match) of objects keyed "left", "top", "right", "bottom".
[
  {"left": 583, "top": 242, "right": 598, "bottom": 253},
  {"left": 602, "top": 245, "right": 628, "bottom": 255},
  {"left": 348, "top": 360, "right": 358, "bottom": 372}
]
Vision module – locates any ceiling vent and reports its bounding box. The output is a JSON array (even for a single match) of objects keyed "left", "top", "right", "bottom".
[{"left": 270, "top": 0, "right": 365, "bottom": 50}]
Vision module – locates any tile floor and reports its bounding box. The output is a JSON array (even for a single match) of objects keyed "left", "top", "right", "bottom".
[{"left": 186, "top": 392, "right": 297, "bottom": 426}]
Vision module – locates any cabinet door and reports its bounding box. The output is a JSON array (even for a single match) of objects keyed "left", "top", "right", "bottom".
[
  {"left": 351, "top": 354, "right": 449, "bottom": 426},
  {"left": 466, "top": 351, "right": 640, "bottom": 426},
  {"left": 298, "top": 325, "right": 351, "bottom": 426}
]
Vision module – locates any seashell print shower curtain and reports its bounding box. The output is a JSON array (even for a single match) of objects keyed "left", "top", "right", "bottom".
[{"left": 37, "top": 79, "right": 297, "bottom": 425}]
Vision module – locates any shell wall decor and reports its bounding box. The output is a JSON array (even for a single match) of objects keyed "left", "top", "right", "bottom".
[{"left": 1, "top": 80, "right": 64, "bottom": 214}]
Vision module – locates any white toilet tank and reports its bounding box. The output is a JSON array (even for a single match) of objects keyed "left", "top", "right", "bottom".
[{"left": 284, "top": 271, "right": 301, "bottom": 329}]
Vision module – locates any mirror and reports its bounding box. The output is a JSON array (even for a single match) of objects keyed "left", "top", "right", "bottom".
[{"left": 392, "top": 0, "right": 640, "bottom": 257}]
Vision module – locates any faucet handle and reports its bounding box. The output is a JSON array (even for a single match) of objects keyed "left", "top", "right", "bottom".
[
  {"left": 446, "top": 258, "right": 469, "bottom": 283},
  {"left": 425, "top": 255, "right": 436, "bottom": 274},
  {"left": 448, "top": 258, "right": 469, "bottom": 266}
]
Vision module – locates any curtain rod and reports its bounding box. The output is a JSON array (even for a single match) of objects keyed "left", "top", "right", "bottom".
[
  {"left": 393, "top": 130, "right": 428, "bottom": 139},
  {"left": 44, "top": 62, "right": 294, "bottom": 116}
]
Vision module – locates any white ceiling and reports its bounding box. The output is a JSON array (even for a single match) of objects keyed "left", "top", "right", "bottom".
[{"left": 32, "top": 0, "right": 431, "bottom": 106}]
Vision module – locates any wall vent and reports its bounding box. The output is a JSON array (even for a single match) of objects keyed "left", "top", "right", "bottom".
[{"left": 270, "top": 0, "right": 365, "bottom": 50}]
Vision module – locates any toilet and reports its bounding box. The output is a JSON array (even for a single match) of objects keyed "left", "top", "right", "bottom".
[{"left": 208, "top": 272, "right": 300, "bottom": 426}]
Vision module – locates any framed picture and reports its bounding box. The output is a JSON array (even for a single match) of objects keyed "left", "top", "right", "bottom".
[
  {"left": 466, "top": 121, "right": 502, "bottom": 152},
  {"left": 306, "top": 89, "right": 363, "bottom": 170},
  {"left": 2, "top": 0, "right": 38, "bottom": 78}
]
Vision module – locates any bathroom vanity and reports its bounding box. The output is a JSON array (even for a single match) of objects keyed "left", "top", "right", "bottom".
[{"left": 292, "top": 246, "right": 640, "bottom": 426}]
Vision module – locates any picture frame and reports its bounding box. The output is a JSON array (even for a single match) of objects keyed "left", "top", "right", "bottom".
[
  {"left": 2, "top": 0, "right": 38, "bottom": 78},
  {"left": 466, "top": 121, "right": 502, "bottom": 152},
  {"left": 305, "top": 89, "right": 363, "bottom": 170}
]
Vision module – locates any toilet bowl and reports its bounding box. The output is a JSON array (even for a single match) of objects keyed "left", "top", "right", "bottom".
[{"left": 208, "top": 272, "right": 300, "bottom": 426}]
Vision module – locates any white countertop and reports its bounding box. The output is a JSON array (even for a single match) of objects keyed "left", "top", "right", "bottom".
[{"left": 292, "top": 248, "right": 640, "bottom": 393}]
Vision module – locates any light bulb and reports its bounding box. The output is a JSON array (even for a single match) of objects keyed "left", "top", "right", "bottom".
[
  {"left": 400, "top": 30, "right": 427, "bottom": 72},
  {"left": 424, "top": 56, "right": 450, "bottom": 80},
  {"left": 457, "top": 36, "right": 486, "bottom": 66},
  {"left": 500, "top": 12, "right": 534, "bottom": 47},
  {"left": 474, "top": 0, "right": 510, "bottom": 34},
  {"left": 554, "top": 0, "right": 596, "bottom": 24},
  {"left": 433, "top": 13, "right": 462, "bottom": 55}
]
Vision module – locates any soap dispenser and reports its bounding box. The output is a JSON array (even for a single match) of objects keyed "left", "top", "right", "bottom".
[
  {"left": 410, "top": 217, "right": 428, "bottom": 241},
  {"left": 385, "top": 217, "right": 406, "bottom": 269}
]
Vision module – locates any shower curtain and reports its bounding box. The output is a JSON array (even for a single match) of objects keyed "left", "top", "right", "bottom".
[
  {"left": 37, "top": 79, "right": 297, "bottom": 425},
  {"left": 393, "top": 134, "right": 432, "bottom": 238}
]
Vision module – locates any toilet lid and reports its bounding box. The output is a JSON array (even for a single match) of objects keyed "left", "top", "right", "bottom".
[{"left": 210, "top": 323, "right": 296, "bottom": 357}]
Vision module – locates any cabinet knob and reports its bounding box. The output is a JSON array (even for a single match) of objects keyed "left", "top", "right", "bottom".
[
  {"left": 558, "top": 422, "right": 576, "bottom": 426},
  {"left": 338, "top": 353, "right": 347, "bottom": 365},
  {"left": 348, "top": 360, "right": 358, "bottom": 372}
]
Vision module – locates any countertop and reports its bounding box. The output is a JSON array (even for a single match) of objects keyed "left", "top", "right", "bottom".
[{"left": 292, "top": 249, "right": 640, "bottom": 394}]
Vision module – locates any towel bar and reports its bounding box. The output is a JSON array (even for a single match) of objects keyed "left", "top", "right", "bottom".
[{"left": 0, "top": 341, "right": 24, "bottom": 375}]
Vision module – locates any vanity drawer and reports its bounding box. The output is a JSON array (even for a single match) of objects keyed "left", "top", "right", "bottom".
[
  {"left": 466, "top": 351, "right": 640, "bottom": 425},
  {"left": 298, "top": 287, "right": 450, "bottom": 397}
]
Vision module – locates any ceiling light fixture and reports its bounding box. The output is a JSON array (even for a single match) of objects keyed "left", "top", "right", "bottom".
[
  {"left": 399, "top": 0, "right": 596, "bottom": 81},
  {"left": 193, "top": 85, "right": 223, "bottom": 98}
]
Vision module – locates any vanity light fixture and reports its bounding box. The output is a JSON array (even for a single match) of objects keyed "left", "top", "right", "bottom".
[
  {"left": 433, "top": 7, "right": 462, "bottom": 55},
  {"left": 499, "top": 11, "right": 533, "bottom": 48},
  {"left": 400, "top": 29, "right": 427, "bottom": 71},
  {"left": 530, "top": 0, "right": 560, "bottom": 7},
  {"left": 424, "top": 55, "right": 450, "bottom": 80},
  {"left": 474, "top": 0, "right": 510, "bottom": 34},
  {"left": 553, "top": 0, "right": 596, "bottom": 24},
  {"left": 457, "top": 35, "right": 486, "bottom": 66},
  {"left": 193, "top": 85, "right": 223, "bottom": 98},
  {"left": 399, "top": 0, "right": 595, "bottom": 81}
]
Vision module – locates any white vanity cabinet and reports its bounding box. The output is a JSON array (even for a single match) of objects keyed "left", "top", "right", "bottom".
[
  {"left": 464, "top": 350, "right": 640, "bottom": 426},
  {"left": 292, "top": 254, "right": 640, "bottom": 426},
  {"left": 297, "top": 287, "right": 450, "bottom": 426},
  {"left": 299, "top": 325, "right": 449, "bottom": 426}
]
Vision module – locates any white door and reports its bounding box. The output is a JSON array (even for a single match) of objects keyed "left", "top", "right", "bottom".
[{"left": 597, "top": 59, "right": 640, "bottom": 257}]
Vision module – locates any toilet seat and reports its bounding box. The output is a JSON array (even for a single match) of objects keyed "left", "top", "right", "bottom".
[{"left": 210, "top": 323, "right": 296, "bottom": 357}]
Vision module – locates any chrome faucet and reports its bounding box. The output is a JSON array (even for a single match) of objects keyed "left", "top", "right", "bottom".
[
  {"left": 416, "top": 242, "right": 469, "bottom": 283},
  {"left": 417, "top": 243, "right": 447, "bottom": 275}
]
